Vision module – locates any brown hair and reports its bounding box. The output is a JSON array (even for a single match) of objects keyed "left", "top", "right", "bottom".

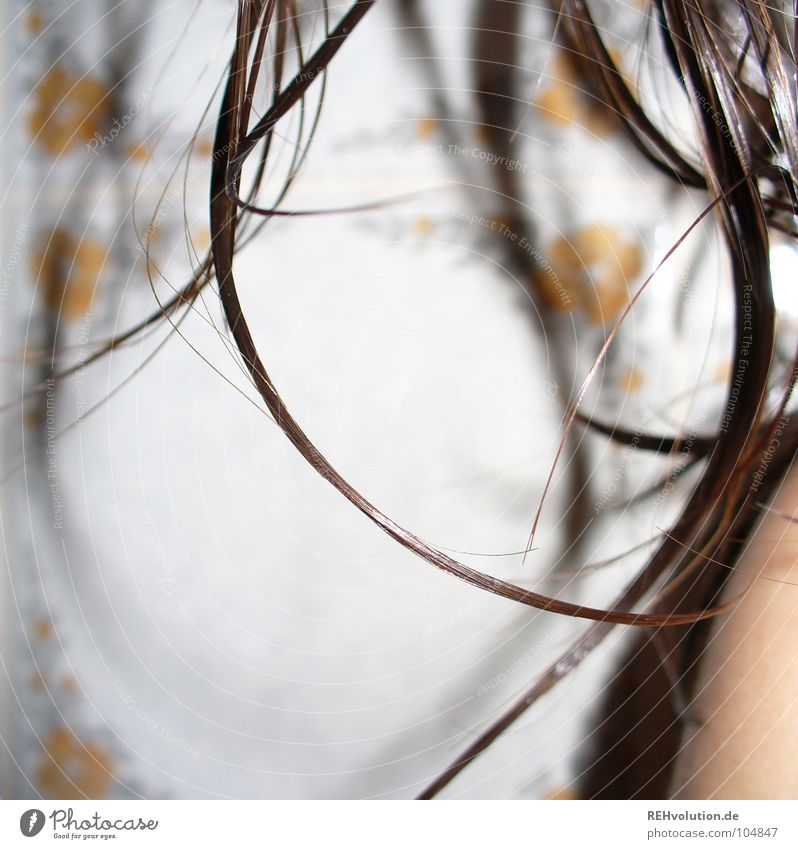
[{"left": 21, "top": 0, "right": 798, "bottom": 798}]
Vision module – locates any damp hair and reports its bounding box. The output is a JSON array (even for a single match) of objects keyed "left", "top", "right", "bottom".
[{"left": 20, "top": 0, "right": 798, "bottom": 798}]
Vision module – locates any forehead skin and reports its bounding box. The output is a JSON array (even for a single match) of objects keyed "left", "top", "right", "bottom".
[{"left": 670, "top": 465, "right": 798, "bottom": 799}]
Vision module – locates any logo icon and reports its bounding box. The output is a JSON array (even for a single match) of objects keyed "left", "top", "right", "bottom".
[{"left": 19, "top": 809, "right": 46, "bottom": 837}]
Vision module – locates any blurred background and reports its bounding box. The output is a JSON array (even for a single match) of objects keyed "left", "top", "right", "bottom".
[{"left": 1, "top": 0, "right": 776, "bottom": 798}]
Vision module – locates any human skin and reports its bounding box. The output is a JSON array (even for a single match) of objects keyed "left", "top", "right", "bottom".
[{"left": 670, "top": 463, "right": 798, "bottom": 798}]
